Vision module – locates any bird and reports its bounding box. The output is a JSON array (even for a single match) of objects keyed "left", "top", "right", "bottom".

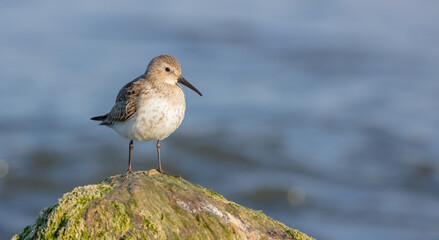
[{"left": 91, "top": 54, "right": 202, "bottom": 174}]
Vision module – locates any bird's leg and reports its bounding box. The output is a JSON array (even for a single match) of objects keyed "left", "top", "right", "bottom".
[
  {"left": 127, "top": 140, "right": 133, "bottom": 174},
  {"left": 156, "top": 139, "right": 163, "bottom": 173}
]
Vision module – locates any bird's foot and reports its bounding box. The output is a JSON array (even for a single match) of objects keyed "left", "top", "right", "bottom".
[{"left": 156, "top": 168, "right": 180, "bottom": 178}]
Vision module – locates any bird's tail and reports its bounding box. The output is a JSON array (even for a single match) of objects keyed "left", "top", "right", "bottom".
[{"left": 90, "top": 114, "right": 108, "bottom": 121}]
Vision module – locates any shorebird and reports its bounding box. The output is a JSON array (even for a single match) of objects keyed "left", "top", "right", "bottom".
[{"left": 91, "top": 55, "right": 202, "bottom": 173}]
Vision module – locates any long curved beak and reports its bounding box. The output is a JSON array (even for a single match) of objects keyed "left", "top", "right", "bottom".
[{"left": 177, "top": 76, "right": 202, "bottom": 96}]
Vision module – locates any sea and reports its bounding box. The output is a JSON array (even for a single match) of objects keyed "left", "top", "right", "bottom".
[{"left": 1, "top": 1, "right": 438, "bottom": 239}]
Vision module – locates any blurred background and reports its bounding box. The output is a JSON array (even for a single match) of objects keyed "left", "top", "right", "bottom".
[{"left": 1, "top": 1, "right": 439, "bottom": 239}]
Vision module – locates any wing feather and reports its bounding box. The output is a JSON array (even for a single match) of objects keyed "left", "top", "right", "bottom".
[{"left": 100, "top": 77, "right": 144, "bottom": 125}]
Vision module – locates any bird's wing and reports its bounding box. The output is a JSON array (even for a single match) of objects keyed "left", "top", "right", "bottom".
[{"left": 101, "top": 78, "right": 144, "bottom": 125}]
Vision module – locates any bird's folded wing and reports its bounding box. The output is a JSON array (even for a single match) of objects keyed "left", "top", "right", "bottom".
[{"left": 102, "top": 78, "right": 144, "bottom": 125}]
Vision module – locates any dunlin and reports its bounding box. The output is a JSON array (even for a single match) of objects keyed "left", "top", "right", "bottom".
[{"left": 91, "top": 55, "right": 202, "bottom": 173}]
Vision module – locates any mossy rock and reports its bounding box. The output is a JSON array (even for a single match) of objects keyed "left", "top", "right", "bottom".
[{"left": 13, "top": 170, "right": 315, "bottom": 240}]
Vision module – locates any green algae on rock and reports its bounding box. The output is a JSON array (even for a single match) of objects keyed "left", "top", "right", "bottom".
[{"left": 13, "top": 170, "right": 315, "bottom": 240}]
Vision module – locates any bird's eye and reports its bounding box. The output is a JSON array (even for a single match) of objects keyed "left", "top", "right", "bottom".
[{"left": 165, "top": 67, "right": 170, "bottom": 72}]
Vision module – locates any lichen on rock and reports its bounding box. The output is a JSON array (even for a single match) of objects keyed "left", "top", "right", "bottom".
[{"left": 13, "top": 170, "right": 315, "bottom": 240}]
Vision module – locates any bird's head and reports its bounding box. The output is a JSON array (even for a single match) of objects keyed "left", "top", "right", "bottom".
[{"left": 146, "top": 55, "right": 202, "bottom": 96}]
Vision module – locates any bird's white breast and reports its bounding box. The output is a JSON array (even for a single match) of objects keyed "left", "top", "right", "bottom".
[{"left": 110, "top": 86, "right": 186, "bottom": 141}]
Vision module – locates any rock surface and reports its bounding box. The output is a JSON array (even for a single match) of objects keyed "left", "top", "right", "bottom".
[{"left": 13, "top": 170, "right": 315, "bottom": 240}]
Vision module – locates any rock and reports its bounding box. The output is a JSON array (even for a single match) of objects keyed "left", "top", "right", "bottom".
[{"left": 12, "top": 170, "right": 315, "bottom": 240}]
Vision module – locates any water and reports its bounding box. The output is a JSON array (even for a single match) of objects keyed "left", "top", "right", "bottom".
[{"left": 1, "top": 1, "right": 439, "bottom": 239}]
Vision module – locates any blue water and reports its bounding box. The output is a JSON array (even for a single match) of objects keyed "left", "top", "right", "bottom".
[{"left": 1, "top": 1, "right": 439, "bottom": 239}]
